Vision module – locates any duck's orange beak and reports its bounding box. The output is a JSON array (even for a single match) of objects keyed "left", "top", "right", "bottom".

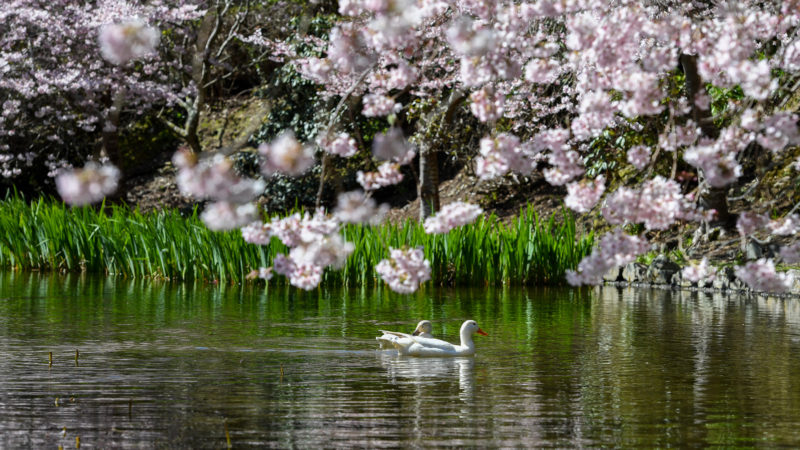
[
  {"left": 477, "top": 328, "right": 488, "bottom": 336},
  {"left": 412, "top": 330, "right": 421, "bottom": 336}
]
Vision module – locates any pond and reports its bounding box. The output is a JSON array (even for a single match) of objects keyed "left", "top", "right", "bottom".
[{"left": 1, "top": 272, "right": 800, "bottom": 447}]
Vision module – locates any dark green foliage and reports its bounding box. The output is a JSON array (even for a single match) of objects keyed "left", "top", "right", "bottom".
[{"left": 0, "top": 197, "right": 592, "bottom": 287}]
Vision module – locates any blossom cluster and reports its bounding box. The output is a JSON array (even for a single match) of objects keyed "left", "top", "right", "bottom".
[
  {"left": 469, "top": 86, "right": 505, "bottom": 123},
  {"left": 372, "top": 128, "right": 416, "bottom": 163},
  {"left": 602, "top": 176, "right": 710, "bottom": 231},
  {"left": 474, "top": 133, "right": 539, "bottom": 180},
  {"left": 317, "top": 132, "right": 358, "bottom": 158},
  {"left": 2, "top": 1, "right": 204, "bottom": 176},
  {"left": 780, "top": 242, "right": 800, "bottom": 265},
  {"left": 423, "top": 201, "right": 484, "bottom": 234},
  {"left": 55, "top": 162, "right": 120, "bottom": 206},
  {"left": 362, "top": 94, "right": 401, "bottom": 117},
  {"left": 737, "top": 212, "right": 800, "bottom": 236},
  {"left": 565, "top": 176, "right": 605, "bottom": 213},
  {"left": 375, "top": 247, "right": 432, "bottom": 294},
  {"left": 172, "top": 149, "right": 263, "bottom": 231},
  {"left": 258, "top": 131, "right": 316, "bottom": 176},
  {"left": 243, "top": 210, "right": 354, "bottom": 291},
  {"left": 682, "top": 258, "right": 717, "bottom": 284},
  {"left": 357, "top": 163, "right": 404, "bottom": 191},
  {"left": 334, "top": 190, "right": 389, "bottom": 225},
  {"left": 734, "top": 259, "right": 795, "bottom": 294},
  {"left": 98, "top": 19, "right": 160, "bottom": 66},
  {"left": 566, "top": 230, "right": 649, "bottom": 286}
]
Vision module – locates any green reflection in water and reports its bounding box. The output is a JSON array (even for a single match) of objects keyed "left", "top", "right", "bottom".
[{"left": 1, "top": 272, "right": 800, "bottom": 447}]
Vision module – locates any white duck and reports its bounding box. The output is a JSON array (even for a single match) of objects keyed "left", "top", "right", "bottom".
[
  {"left": 382, "top": 320, "right": 488, "bottom": 357},
  {"left": 376, "top": 320, "right": 433, "bottom": 349}
]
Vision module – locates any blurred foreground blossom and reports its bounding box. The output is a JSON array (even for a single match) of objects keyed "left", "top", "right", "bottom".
[
  {"left": 356, "top": 162, "right": 403, "bottom": 190},
  {"left": 173, "top": 150, "right": 265, "bottom": 203},
  {"left": 779, "top": 242, "right": 800, "bottom": 264},
  {"left": 200, "top": 201, "right": 258, "bottom": 231},
  {"left": 734, "top": 258, "right": 794, "bottom": 293},
  {"left": 259, "top": 131, "right": 315, "bottom": 176},
  {"left": 334, "top": 190, "right": 388, "bottom": 225},
  {"left": 375, "top": 247, "right": 431, "bottom": 294},
  {"left": 372, "top": 128, "right": 415, "bottom": 163},
  {"left": 246, "top": 267, "right": 273, "bottom": 281},
  {"left": 682, "top": 258, "right": 717, "bottom": 283},
  {"left": 566, "top": 229, "right": 649, "bottom": 286},
  {"left": 362, "top": 94, "right": 401, "bottom": 117},
  {"left": 565, "top": 176, "right": 605, "bottom": 213},
  {"left": 318, "top": 132, "right": 358, "bottom": 157},
  {"left": 99, "top": 19, "right": 160, "bottom": 65},
  {"left": 423, "top": 201, "right": 483, "bottom": 234},
  {"left": 273, "top": 254, "right": 323, "bottom": 291},
  {"left": 55, "top": 162, "right": 120, "bottom": 206}
]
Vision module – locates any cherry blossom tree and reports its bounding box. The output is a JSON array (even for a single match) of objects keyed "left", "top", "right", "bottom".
[
  {"left": 5, "top": 0, "right": 800, "bottom": 293},
  {"left": 253, "top": 0, "right": 800, "bottom": 292},
  {"left": 0, "top": 0, "right": 206, "bottom": 182}
]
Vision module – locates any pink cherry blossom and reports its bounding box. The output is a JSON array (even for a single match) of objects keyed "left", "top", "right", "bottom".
[
  {"left": 247, "top": 267, "right": 273, "bottom": 281},
  {"left": 268, "top": 210, "right": 339, "bottom": 248},
  {"left": 682, "top": 258, "right": 717, "bottom": 283},
  {"left": 736, "top": 212, "right": 770, "bottom": 236},
  {"left": 241, "top": 221, "right": 273, "bottom": 246},
  {"left": 98, "top": 19, "right": 160, "bottom": 66},
  {"left": 757, "top": 112, "right": 800, "bottom": 153},
  {"left": 318, "top": 132, "right": 358, "bottom": 158},
  {"left": 469, "top": 85, "right": 505, "bottom": 122},
  {"left": 627, "top": 145, "right": 650, "bottom": 170},
  {"left": 289, "top": 234, "right": 354, "bottom": 270},
  {"left": 734, "top": 258, "right": 794, "bottom": 293},
  {"left": 779, "top": 242, "right": 800, "bottom": 264},
  {"left": 272, "top": 254, "right": 323, "bottom": 291},
  {"left": 362, "top": 94, "right": 401, "bottom": 117},
  {"left": 55, "top": 162, "right": 120, "bottom": 206},
  {"left": 200, "top": 201, "right": 258, "bottom": 231},
  {"left": 566, "top": 229, "right": 649, "bottom": 286},
  {"left": 334, "top": 190, "right": 389, "bottom": 225},
  {"left": 544, "top": 147, "right": 584, "bottom": 186},
  {"left": 258, "top": 131, "right": 315, "bottom": 176},
  {"left": 602, "top": 176, "right": 705, "bottom": 231},
  {"left": 375, "top": 247, "right": 432, "bottom": 294},
  {"left": 423, "top": 201, "right": 484, "bottom": 234},
  {"left": 474, "top": 133, "right": 537, "bottom": 180},
  {"left": 767, "top": 214, "right": 800, "bottom": 236},
  {"left": 356, "top": 162, "right": 404, "bottom": 190},
  {"left": 372, "top": 128, "right": 415, "bottom": 162},
  {"left": 173, "top": 150, "right": 265, "bottom": 203},
  {"left": 565, "top": 175, "right": 605, "bottom": 213}
]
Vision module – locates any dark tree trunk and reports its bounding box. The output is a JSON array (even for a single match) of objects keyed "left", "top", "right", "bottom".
[
  {"left": 418, "top": 148, "right": 440, "bottom": 220},
  {"left": 415, "top": 90, "right": 466, "bottom": 221},
  {"left": 680, "top": 53, "right": 731, "bottom": 226}
]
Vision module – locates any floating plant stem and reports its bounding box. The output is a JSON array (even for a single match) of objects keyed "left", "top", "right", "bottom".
[{"left": 224, "top": 420, "right": 232, "bottom": 449}]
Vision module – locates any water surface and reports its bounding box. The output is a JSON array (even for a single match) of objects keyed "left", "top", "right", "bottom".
[{"left": 1, "top": 273, "right": 800, "bottom": 447}]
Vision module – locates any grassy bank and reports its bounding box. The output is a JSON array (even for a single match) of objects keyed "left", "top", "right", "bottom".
[{"left": 0, "top": 196, "right": 593, "bottom": 286}]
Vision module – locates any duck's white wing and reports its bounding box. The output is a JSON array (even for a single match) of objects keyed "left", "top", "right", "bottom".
[
  {"left": 406, "top": 336, "right": 459, "bottom": 352},
  {"left": 378, "top": 330, "right": 414, "bottom": 339},
  {"left": 377, "top": 330, "right": 415, "bottom": 349}
]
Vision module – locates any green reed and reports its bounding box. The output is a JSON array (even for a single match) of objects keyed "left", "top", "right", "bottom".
[{"left": 0, "top": 196, "right": 592, "bottom": 286}]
